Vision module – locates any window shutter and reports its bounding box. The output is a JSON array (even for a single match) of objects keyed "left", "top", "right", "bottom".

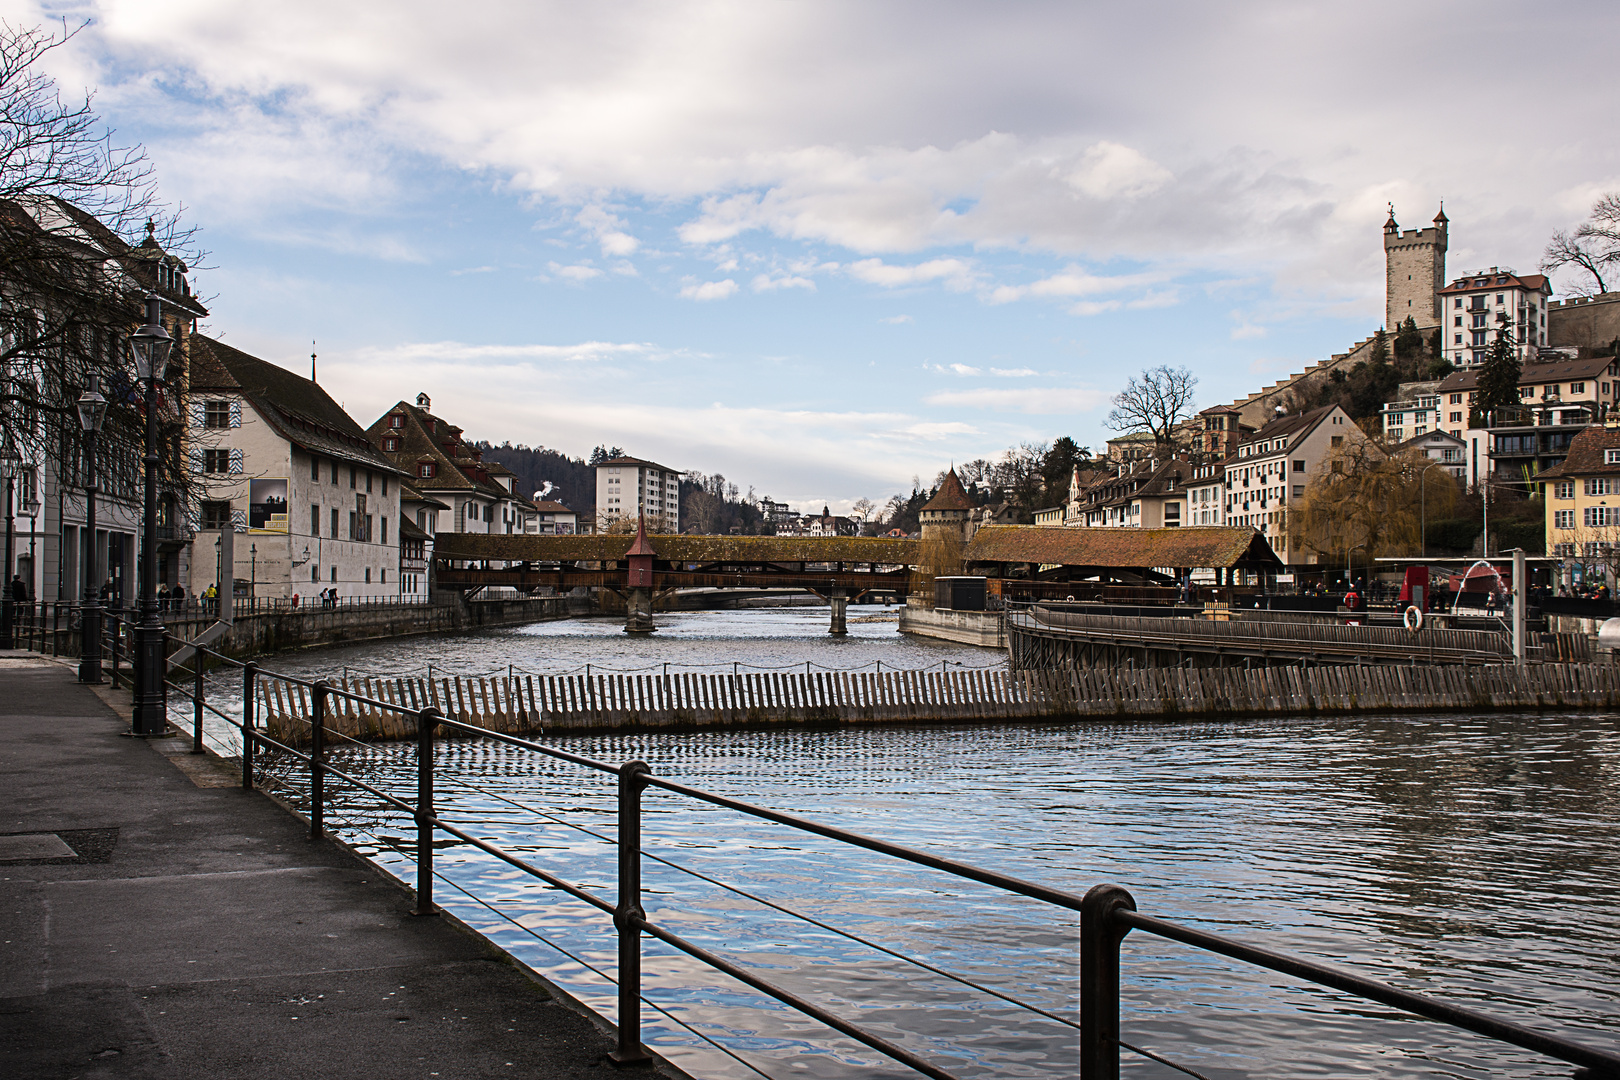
[
  {"left": 229, "top": 401, "right": 242, "bottom": 428},
  {"left": 232, "top": 509, "right": 247, "bottom": 532},
  {"left": 190, "top": 401, "right": 207, "bottom": 427},
  {"left": 229, "top": 449, "right": 244, "bottom": 474},
  {"left": 189, "top": 449, "right": 204, "bottom": 474}
]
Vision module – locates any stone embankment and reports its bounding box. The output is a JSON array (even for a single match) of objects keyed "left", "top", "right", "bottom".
[{"left": 258, "top": 661, "right": 1620, "bottom": 744}]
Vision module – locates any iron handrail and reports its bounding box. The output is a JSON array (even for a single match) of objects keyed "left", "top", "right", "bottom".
[{"left": 149, "top": 630, "right": 1620, "bottom": 1080}]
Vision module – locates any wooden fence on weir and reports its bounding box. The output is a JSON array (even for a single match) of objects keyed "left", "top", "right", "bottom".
[{"left": 257, "top": 662, "right": 1620, "bottom": 746}]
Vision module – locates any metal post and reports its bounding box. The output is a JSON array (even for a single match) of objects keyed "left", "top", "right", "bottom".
[
  {"left": 192, "top": 658, "right": 204, "bottom": 754},
  {"left": 130, "top": 349, "right": 166, "bottom": 734},
  {"left": 611, "top": 759, "right": 653, "bottom": 1066},
  {"left": 311, "top": 680, "right": 328, "bottom": 838},
  {"left": 1080, "top": 883, "right": 1136, "bottom": 1080},
  {"left": 1512, "top": 548, "right": 1526, "bottom": 664},
  {"left": 1, "top": 474, "right": 13, "bottom": 649},
  {"left": 108, "top": 612, "right": 121, "bottom": 688},
  {"left": 79, "top": 416, "right": 102, "bottom": 681},
  {"left": 242, "top": 661, "right": 257, "bottom": 789},
  {"left": 413, "top": 706, "right": 442, "bottom": 916}
]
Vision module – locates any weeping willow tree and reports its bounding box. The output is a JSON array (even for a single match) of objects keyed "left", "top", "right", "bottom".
[{"left": 1289, "top": 441, "right": 1461, "bottom": 570}]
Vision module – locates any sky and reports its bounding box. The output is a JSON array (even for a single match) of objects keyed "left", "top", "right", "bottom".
[{"left": 10, "top": 0, "right": 1620, "bottom": 513}]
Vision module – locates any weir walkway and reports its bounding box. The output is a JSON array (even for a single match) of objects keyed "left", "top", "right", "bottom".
[{"left": 0, "top": 653, "right": 673, "bottom": 1080}]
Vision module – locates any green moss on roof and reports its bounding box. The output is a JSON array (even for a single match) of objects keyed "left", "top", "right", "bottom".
[
  {"left": 433, "top": 533, "right": 921, "bottom": 563},
  {"left": 965, "top": 525, "right": 1281, "bottom": 569}
]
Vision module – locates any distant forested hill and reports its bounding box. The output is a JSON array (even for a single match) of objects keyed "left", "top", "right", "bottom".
[{"left": 474, "top": 442, "right": 595, "bottom": 511}]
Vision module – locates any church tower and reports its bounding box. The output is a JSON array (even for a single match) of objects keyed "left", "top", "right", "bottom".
[{"left": 1383, "top": 204, "right": 1448, "bottom": 332}]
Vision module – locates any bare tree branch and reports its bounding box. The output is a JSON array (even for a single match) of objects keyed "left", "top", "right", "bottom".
[
  {"left": 1106, "top": 364, "right": 1198, "bottom": 448},
  {"left": 1541, "top": 192, "right": 1620, "bottom": 296}
]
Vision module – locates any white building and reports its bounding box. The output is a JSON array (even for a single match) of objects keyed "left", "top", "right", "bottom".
[
  {"left": 367, "top": 394, "right": 525, "bottom": 536},
  {"left": 188, "top": 336, "right": 405, "bottom": 600},
  {"left": 1394, "top": 430, "right": 1468, "bottom": 484},
  {"left": 1224, "top": 404, "right": 1371, "bottom": 568},
  {"left": 1187, "top": 464, "right": 1224, "bottom": 527},
  {"left": 529, "top": 500, "right": 577, "bottom": 534},
  {"left": 1437, "top": 267, "right": 1552, "bottom": 368},
  {"left": 595, "top": 456, "right": 681, "bottom": 532}
]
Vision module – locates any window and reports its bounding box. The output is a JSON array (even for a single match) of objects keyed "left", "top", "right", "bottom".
[
  {"left": 331, "top": 567, "right": 337, "bottom": 583},
  {"left": 1449, "top": 411, "right": 1462, "bottom": 423},
  {"left": 418, "top": 462, "right": 435, "bottom": 478},
  {"left": 1331, "top": 435, "right": 1343, "bottom": 447},
  {"left": 311, "top": 455, "right": 320, "bottom": 480},
  {"left": 311, "top": 504, "right": 320, "bottom": 535},
  {"left": 1585, "top": 478, "right": 1614, "bottom": 496},
  {"left": 1454, "top": 298, "right": 1463, "bottom": 308},
  {"left": 1520, "top": 386, "right": 1536, "bottom": 399},
  {"left": 389, "top": 414, "right": 404, "bottom": 428},
  {"left": 330, "top": 507, "right": 339, "bottom": 537},
  {"left": 381, "top": 518, "right": 388, "bottom": 544},
  {"left": 1608, "top": 450, "right": 1620, "bottom": 465},
  {"left": 331, "top": 461, "right": 338, "bottom": 485},
  {"left": 365, "top": 568, "right": 371, "bottom": 584},
  {"left": 1292, "top": 484, "right": 1304, "bottom": 497},
  {"left": 1585, "top": 506, "right": 1617, "bottom": 528},
  {"left": 382, "top": 475, "right": 389, "bottom": 497},
  {"left": 381, "top": 568, "right": 386, "bottom": 584},
  {"left": 202, "top": 448, "right": 231, "bottom": 473},
  {"left": 365, "top": 471, "right": 373, "bottom": 493},
  {"left": 204, "top": 400, "right": 231, "bottom": 428},
  {"left": 312, "top": 565, "right": 320, "bottom": 583},
  {"left": 201, "top": 501, "right": 233, "bottom": 529},
  {"left": 1496, "top": 293, "right": 1505, "bottom": 304},
  {"left": 483, "top": 504, "right": 492, "bottom": 522},
  {"left": 1454, "top": 334, "right": 1463, "bottom": 345},
  {"left": 383, "top": 436, "right": 400, "bottom": 452},
  {"left": 1472, "top": 331, "right": 1488, "bottom": 347},
  {"left": 349, "top": 465, "right": 357, "bottom": 489},
  {"left": 1471, "top": 313, "right": 1487, "bottom": 328},
  {"left": 1555, "top": 481, "right": 1575, "bottom": 500}
]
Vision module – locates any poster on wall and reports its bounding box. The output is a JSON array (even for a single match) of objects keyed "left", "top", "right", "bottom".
[{"left": 249, "top": 478, "right": 289, "bottom": 531}]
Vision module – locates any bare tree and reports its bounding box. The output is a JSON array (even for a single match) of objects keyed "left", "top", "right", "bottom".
[
  {"left": 1106, "top": 365, "right": 1198, "bottom": 449},
  {"left": 1541, "top": 193, "right": 1620, "bottom": 296},
  {"left": 0, "top": 21, "right": 204, "bottom": 509}
]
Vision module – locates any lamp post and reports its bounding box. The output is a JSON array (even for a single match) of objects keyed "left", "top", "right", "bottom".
[
  {"left": 249, "top": 543, "right": 257, "bottom": 609},
  {"left": 128, "top": 295, "right": 173, "bottom": 735},
  {"left": 77, "top": 379, "right": 108, "bottom": 681},
  {"left": 1418, "top": 460, "right": 1443, "bottom": 559},
  {"left": 0, "top": 445, "right": 17, "bottom": 649}
]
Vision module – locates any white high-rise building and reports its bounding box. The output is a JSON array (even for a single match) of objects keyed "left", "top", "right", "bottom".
[{"left": 594, "top": 457, "right": 681, "bottom": 532}]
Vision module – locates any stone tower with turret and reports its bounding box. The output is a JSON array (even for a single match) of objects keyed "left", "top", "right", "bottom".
[{"left": 1384, "top": 204, "right": 1448, "bottom": 332}]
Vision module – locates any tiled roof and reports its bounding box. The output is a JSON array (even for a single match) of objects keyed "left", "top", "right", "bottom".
[
  {"left": 1438, "top": 355, "right": 1615, "bottom": 396},
  {"left": 532, "top": 500, "right": 574, "bottom": 513},
  {"left": 1219, "top": 405, "right": 1336, "bottom": 464},
  {"left": 966, "top": 525, "right": 1281, "bottom": 570},
  {"left": 1439, "top": 271, "right": 1550, "bottom": 294},
  {"left": 189, "top": 335, "right": 399, "bottom": 473},
  {"left": 1538, "top": 426, "right": 1620, "bottom": 479},
  {"left": 399, "top": 483, "right": 450, "bottom": 510},
  {"left": 399, "top": 517, "right": 432, "bottom": 541},
  {"left": 921, "top": 468, "right": 975, "bottom": 512},
  {"left": 366, "top": 401, "right": 509, "bottom": 497}
]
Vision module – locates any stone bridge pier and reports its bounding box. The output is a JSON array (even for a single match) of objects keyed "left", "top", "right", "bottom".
[
  {"left": 828, "top": 590, "right": 849, "bottom": 635},
  {"left": 624, "top": 587, "right": 655, "bottom": 634}
]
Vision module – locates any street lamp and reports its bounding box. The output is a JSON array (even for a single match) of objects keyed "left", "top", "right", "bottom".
[
  {"left": 128, "top": 295, "right": 173, "bottom": 735},
  {"left": 1418, "top": 460, "right": 1444, "bottom": 559},
  {"left": 249, "top": 543, "right": 257, "bottom": 607},
  {"left": 77, "top": 378, "right": 107, "bottom": 682},
  {"left": 0, "top": 443, "right": 17, "bottom": 649}
]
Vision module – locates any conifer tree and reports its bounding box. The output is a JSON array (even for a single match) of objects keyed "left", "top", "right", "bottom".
[{"left": 1471, "top": 320, "right": 1522, "bottom": 427}]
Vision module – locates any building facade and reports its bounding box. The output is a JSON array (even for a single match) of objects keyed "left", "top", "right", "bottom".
[
  {"left": 1223, "top": 404, "right": 1370, "bottom": 568},
  {"left": 188, "top": 336, "right": 404, "bottom": 600},
  {"left": 367, "top": 394, "right": 525, "bottom": 537},
  {"left": 595, "top": 456, "right": 681, "bottom": 532},
  {"left": 1437, "top": 268, "right": 1552, "bottom": 368}
]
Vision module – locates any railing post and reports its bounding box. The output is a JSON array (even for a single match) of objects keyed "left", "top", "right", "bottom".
[
  {"left": 108, "top": 614, "right": 121, "bottom": 688},
  {"left": 413, "top": 706, "right": 442, "bottom": 916},
  {"left": 1080, "top": 883, "right": 1136, "bottom": 1080},
  {"left": 192, "top": 657, "right": 205, "bottom": 754},
  {"left": 311, "top": 680, "right": 328, "bottom": 839},
  {"left": 611, "top": 759, "right": 654, "bottom": 1067},
  {"left": 242, "top": 661, "right": 257, "bottom": 790}
]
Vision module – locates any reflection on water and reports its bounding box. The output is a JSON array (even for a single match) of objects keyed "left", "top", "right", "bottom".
[{"left": 271, "top": 711, "right": 1620, "bottom": 1080}]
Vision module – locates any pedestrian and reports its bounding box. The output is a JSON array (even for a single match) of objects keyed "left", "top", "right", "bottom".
[
  {"left": 290, "top": 593, "right": 299, "bottom": 609},
  {"left": 170, "top": 583, "right": 184, "bottom": 608},
  {"left": 157, "top": 584, "right": 170, "bottom": 609},
  {"left": 9, "top": 574, "right": 26, "bottom": 603}
]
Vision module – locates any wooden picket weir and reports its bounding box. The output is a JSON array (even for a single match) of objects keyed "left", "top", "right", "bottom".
[{"left": 257, "top": 662, "right": 1620, "bottom": 746}]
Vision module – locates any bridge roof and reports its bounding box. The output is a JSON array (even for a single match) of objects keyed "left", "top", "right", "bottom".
[
  {"left": 432, "top": 533, "right": 921, "bottom": 564},
  {"left": 966, "top": 525, "right": 1281, "bottom": 570}
]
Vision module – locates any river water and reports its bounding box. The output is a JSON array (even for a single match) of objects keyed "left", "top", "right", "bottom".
[{"left": 207, "top": 611, "right": 1620, "bottom": 1080}]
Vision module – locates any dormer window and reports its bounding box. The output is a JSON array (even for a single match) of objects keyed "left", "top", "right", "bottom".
[
  {"left": 389, "top": 414, "right": 405, "bottom": 428},
  {"left": 418, "top": 461, "right": 436, "bottom": 478},
  {"left": 1606, "top": 450, "right": 1620, "bottom": 466},
  {"left": 383, "top": 436, "right": 400, "bottom": 452}
]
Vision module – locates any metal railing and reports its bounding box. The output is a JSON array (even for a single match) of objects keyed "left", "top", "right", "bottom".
[{"left": 135, "top": 631, "right": 1620, "bottom": 1080}]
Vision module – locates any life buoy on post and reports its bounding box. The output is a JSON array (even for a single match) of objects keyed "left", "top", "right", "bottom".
[{"left": 1403, "top": 605, "right": 1424, "bottom": 633}]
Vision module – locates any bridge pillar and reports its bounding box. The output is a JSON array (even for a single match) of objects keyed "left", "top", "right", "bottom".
[
  {"left": 828, "top": 591, "right": 848, "bottom": 635},
  {"left": 625, "top": 587, "right": 655, "bottom": 634}
]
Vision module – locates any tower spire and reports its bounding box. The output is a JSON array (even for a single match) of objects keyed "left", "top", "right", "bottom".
[{"left": 311, "top": 341, "right": 317, "bottom": 383}]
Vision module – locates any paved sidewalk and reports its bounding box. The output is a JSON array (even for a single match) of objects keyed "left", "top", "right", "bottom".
[{"left": 0, "top": 654, "right": 657, "bottom": 1079}]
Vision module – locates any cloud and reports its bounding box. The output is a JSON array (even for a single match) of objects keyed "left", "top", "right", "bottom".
[
  {"left": 923, "top": 387, "right": 1110, "bottom": 414},
  {"left": 451, "top": 265, "right": 496, "bottom": 276},
  {"left": 575, "top": 205, "right": 640, "bottom": 257},
  {"left": 880, "top": 314, "right": 913, "bottom": 324},
  {"left": 679, "top": 278, "right": 738, "bottom": 300},
  {"left": 989, "top": 367, "right": 1039, "bottom": 377},
  {"left": 988, "top": 267, "right": 1163, "bottom": 305},
  {"left": 1065, "top": 142, "right": 1173, "bottom": 200},
  {"left": 848, "top": 258, "right": 977, "bottom": 291},
  {"left": 751, "top": 272, "right": 816, "bottom": 292},
  {"left": 1231, "top": 322, "right": 1267, "bottom": 340},
  {"left": 547, "top": 261, "right": 602, "bottom": 281}
]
